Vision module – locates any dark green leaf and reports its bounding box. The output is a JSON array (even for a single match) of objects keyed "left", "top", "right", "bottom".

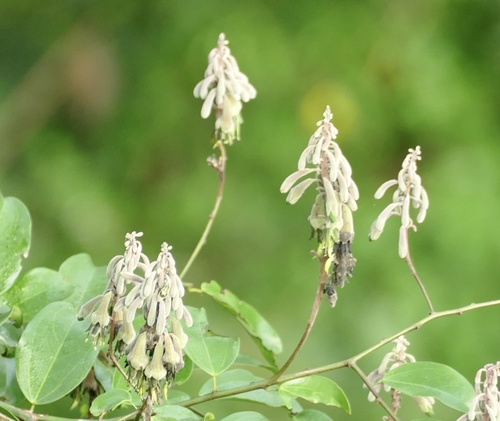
[
  {"left": 93, "top": 358, "right": 114, "bottom": 392},
  {"left": 16, "top": 301, "right": 99, "bottom": 404},
  {"left": 279, "top": 376, "right": 350, "bottom": 414},
  {"left": 201, "top": 281, "right": 282, "bottom": 370},
  {"left": 3, "top": 268, "right": 72, "bottom": 323},
  {"left": 0, "top": 196, "right": 31, "bottom": 295},
  {"left": 59, "top": 254, "right": 107, "bottom": 309},
  {"left": 383, "top": 361, "right": 474, "bottom": 412},
  {"left": 220, "top": 412, "right": 270, "bottom": 421},
  {"left": 153, "top": 405, "right": 202, "bottom": 420},
  {"left": 292, "top": 409, "right": 333, "bottom": 421},
  {"left": 90, "top": 389, "right": 132, "bottom": 416}
]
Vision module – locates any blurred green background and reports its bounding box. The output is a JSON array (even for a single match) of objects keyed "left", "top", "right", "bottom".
[{"left": 1, "top": 0, "right": 500, "bottom": 419}]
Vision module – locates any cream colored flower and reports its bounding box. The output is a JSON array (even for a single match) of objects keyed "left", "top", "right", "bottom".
[
  {"left": 194, "top": 33, "right": 256, "bottom": 144},
  {"left": 280, "top": 106, "right": 358, "bottom": 306},
  {"left": 369, "top": 146, "right": 429, "bottom": 258}
]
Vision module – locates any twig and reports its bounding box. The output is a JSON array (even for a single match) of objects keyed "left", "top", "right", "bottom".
[
  {"left": 349, "top": 361, "right": 400, "bottom": 421},
  {"left": 179, "top": 299, "right": 500, "bottom": 408},
  {"left": 274, "top": 253, "right": 328, "bottom": 379},
  {"left": 404, "top": 230, "right": 435, "bottom": 313},
  {"left": 108, "top": 317, "right": 140, "bottom": 395},
  {"left": 180, "top": 141, "right": 227, "bottom": 279}
]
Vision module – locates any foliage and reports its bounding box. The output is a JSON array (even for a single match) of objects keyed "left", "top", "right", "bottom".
[{"left": 1, "top": 2, "right": 500, "bottom": 419}]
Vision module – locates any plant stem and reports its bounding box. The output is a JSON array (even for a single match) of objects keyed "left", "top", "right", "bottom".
[
  {"left": 180, "top": 141, "right": 227, "bottom": 279},
  {"left": 179, "top": 299, "right": 500, "bottom": 408},
  {"left": 108, "top": 317, "right": 140, "bottom": 395},
  {"left": 405, "top": 228, "right": 435, "bottom": 313},
  {"left": 349, "top": 361, "right": 400, "bottom": 421},
  {"left": 273, "top": 253, "right": 328, "bottom": 379}
]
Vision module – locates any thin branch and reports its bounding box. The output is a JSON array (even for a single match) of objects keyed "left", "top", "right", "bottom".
[
  {"left": 404, "top": 228, "right": 435, "bottom": 313},
  {"left": 179, "top": 299, "right": 500, "bottom": 408},
  {"left": 180, "top": 141, "right": 227, "bottom": 279},
  {"left": 349, "top": 361, "right": 400, "bottom": 421},
  {"left": 273, "top": 253, "right": 328, "bottom": 379}
]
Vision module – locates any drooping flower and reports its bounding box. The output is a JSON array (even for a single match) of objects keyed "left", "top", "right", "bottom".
[
  {"left": 365, "top": 336, "right": 435, "bottom": 417},
  {"left": 194, "top": 33, "right": 256, "bottom": 144},
  {"left": 369, "top": 146, "right": 429, "bottom": 258},
  {"left": 78, "top": 233, "right": 192, "bottom": 403},
  {"left": 457, "top": 362, "right": 500, "bottom": 421},
  {"left": 280, "top": 106, "right": 359, "bottom": 306}
]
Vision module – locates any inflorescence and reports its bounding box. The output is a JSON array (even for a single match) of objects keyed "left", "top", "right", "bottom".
[
  {"left": 78, "top": 232, "right": 192, "bottom": 403},
  {"left": 194, "top": 33, "right": 256, "bottom": 145},
  {"left": 280, "top": 106, "right": 359, "bottom": 306},
  {"left": 369, "top": 146, "right": 429, "bottom": 258}
]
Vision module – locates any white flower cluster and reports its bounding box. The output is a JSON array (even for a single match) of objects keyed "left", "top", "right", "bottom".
[
  {"left": 366, "top": 336, "right": 435, "bottom": 416},
  {"left": 78, "top": 232, "right": 192, "bottom": 401},
  {"left": 280, "top": 106, "right": 359, "bottom": 306},
  {"left": 458, "top": 362, "right": 500, "bottom": 421},
  {"left": 194, "top": 33, "right": 256, "bottom": 144},
  {"left": 369, "top": 146, "right": 429, "bottom": 258}
]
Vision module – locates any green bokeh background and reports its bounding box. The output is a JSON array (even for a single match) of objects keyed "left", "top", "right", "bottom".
[{"left": 1, "top": 0, "right": 499, "bottom": 419}]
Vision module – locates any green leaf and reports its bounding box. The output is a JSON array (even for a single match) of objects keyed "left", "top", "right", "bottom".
[
  {"left": 153, "top": 405, "right": 202, "bottom": 421},
  {"left": 199, "top": 369, "right": 262, "bottom": 395},
  {"left": 201, "top": 281, "right": 282, "bottom": 369},
  {"left": 90, "top": 389, "right": 132, "bottom": 416},
  {"left": 292, "top": 409, "right": 333, "bottom": 421},
  {"left": 0, "top": 304, "right": 11, "bottom": 325},
  {"left": 3, "top": 268, "right": 73, "bottom": 323},
  {"left": 279, "top": 376, "right": 351, "bottom": 414},
  {"left": 186, "top": 335, "right": 240, "bottom": 377},
  {"left": 166, "top": 390, "right": 191, "bottom": 405},
  {"left": 174, "top": 355, "right": 194, "bottom": 386},
  {"left": 0, "top": 196, "right": 31, "bottom": 294},
  {"left": 220, "top": 412, "right": 270, "bottom": 421},
  {"left": 16, "top": 301, "right": 99, "bottom": 404},
  {"left": 0, "top": 357, "right": 28, "bottom": 405},
  {"left": 383, "top": 361, "right": 475, "bottom": 412},
  {"left": 0, "top": 324, "right": 21, "bottom": 356},
  {"left": 184, "top": 308, "right": 240, "bottom": 377},
  {"left": 232, "top": 389, "right": 297, "bottom": 409},
  {"left": 59, "top": 254, "right": 107, "bottom": 309}
]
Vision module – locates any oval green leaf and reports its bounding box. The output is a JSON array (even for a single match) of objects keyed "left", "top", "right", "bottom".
[
  {"left": 279, "top": 376, "right": 350, "bottom": 414},
  {"left": 383, "top": 361, "right": 474, "bottom": 412},
  {"left": 199, "top": 369, "right": 262, "bottom": 395},
  {"left": 153, "top": 404, "right": 201, "bottom": 420},
  {"left": 4, "top": 268, "right": 72, "bottom": 323},
  {"left": 0, "top": 196, "right": 31, "bottom": 294},
  {"left": 90, "top": 389, "right": 132, "bottom": 416},
  {"left": 15, "top": 301, "right": 99, "bottom": 404},
  {"left": 59, "top": 254, "right": 108, "bottom": 308},
  {"left": 220, "top": 412, "right": 270, "bottom": 421},
  {"left": 185, "top": 335, "right": 240, "bottom": 377},
  {"left": 292, "top": 409, "right": 333, "bottom": 421},
  {"left": 184, "top": 307, "right": 240, "bottom": 377}
]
